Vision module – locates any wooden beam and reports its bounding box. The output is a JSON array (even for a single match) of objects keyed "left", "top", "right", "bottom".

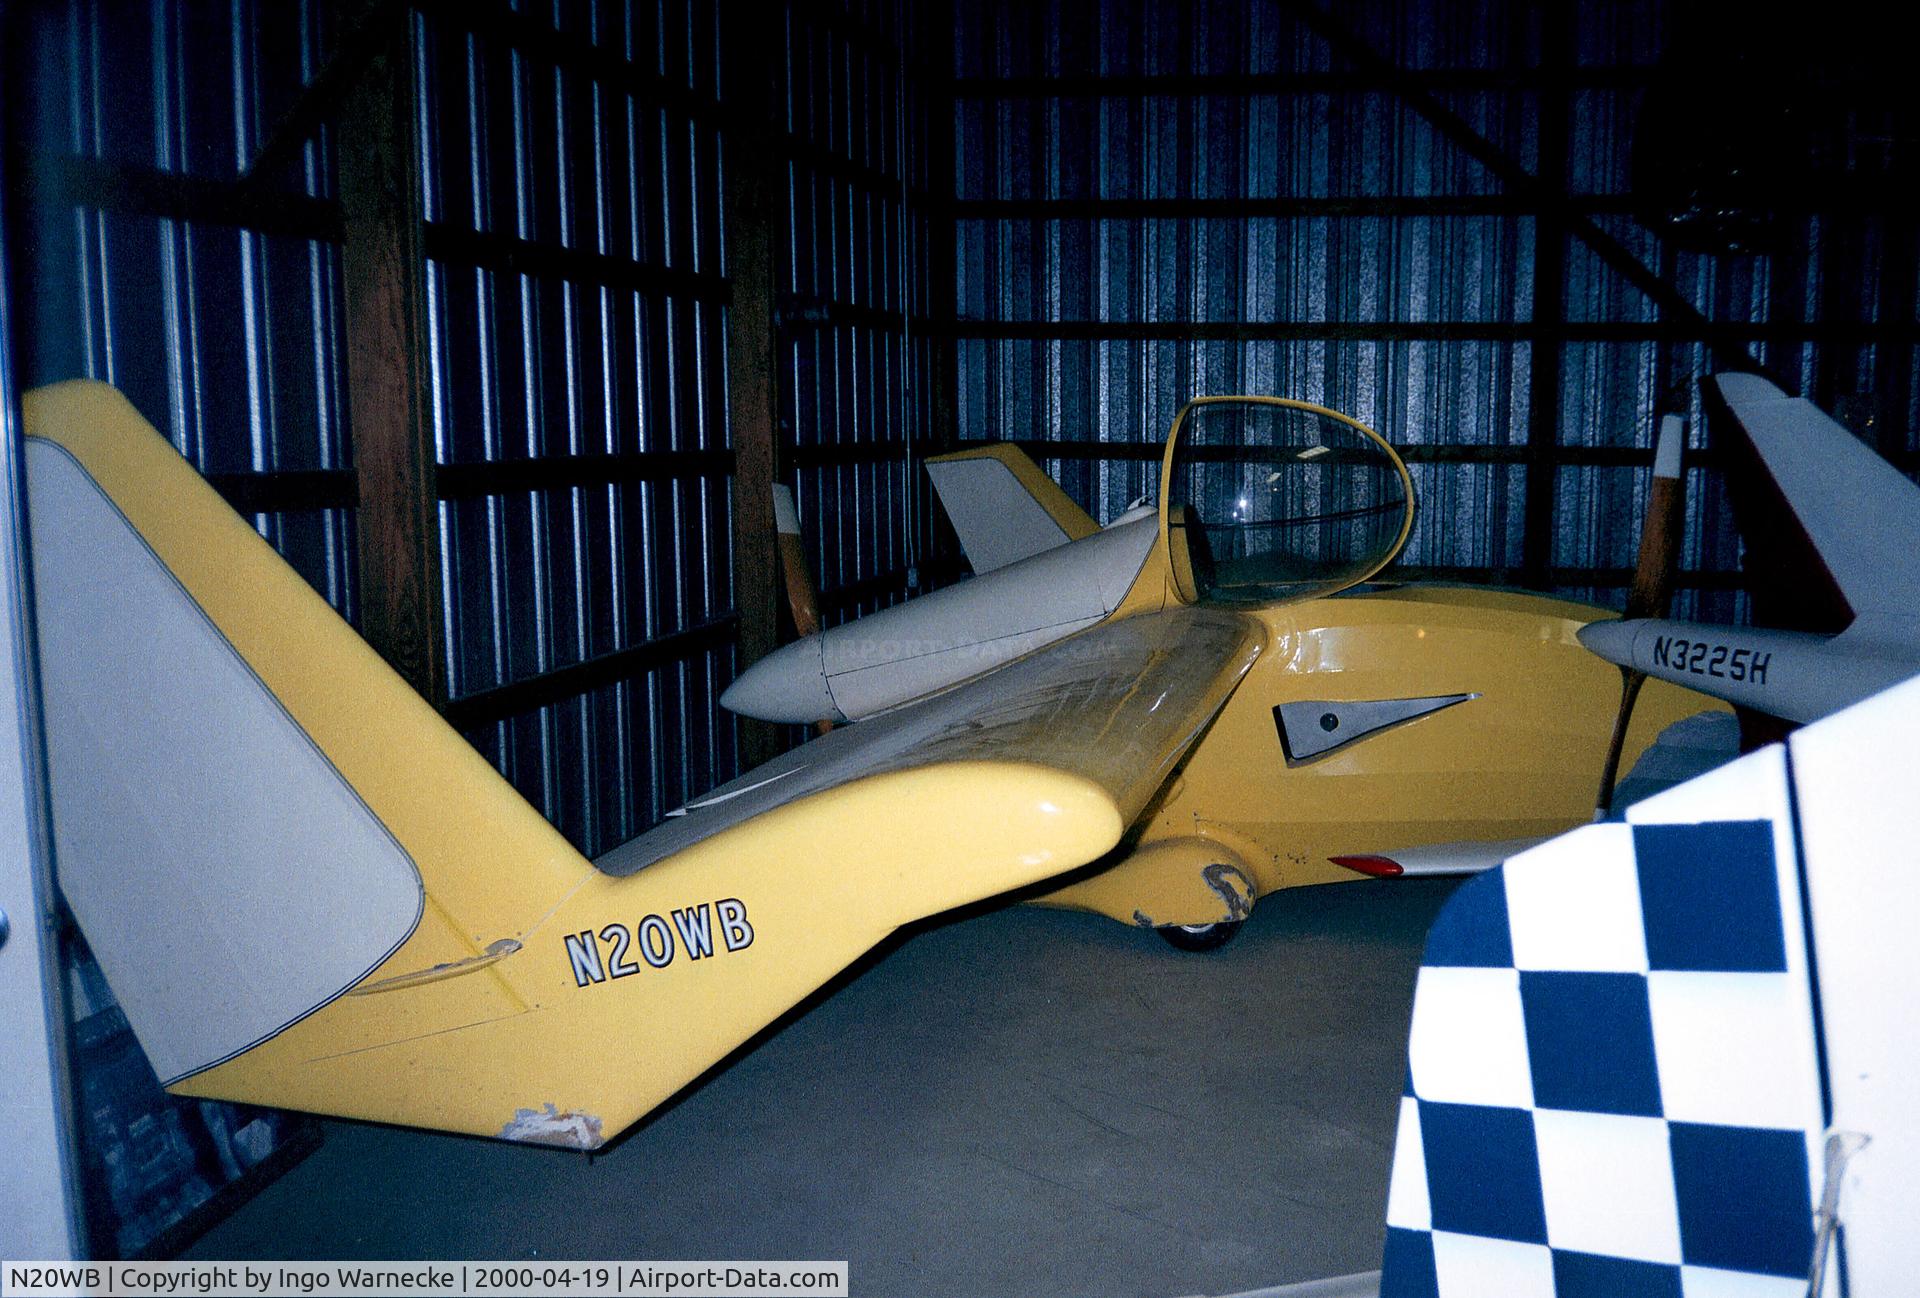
[
  {"left": 937, "top": 320, "right": 1920, "bottom": 343},
  {"left": 785, "top": 133, "right": 934, "bottom": 207},
  {"left": 1278, "top": 0, "right": 1769, "bottom": 383},
  {"left": 41, "top": 154, "right": 342, "bottom": 242},
  {"left": 206, "top": 468, "right": 358, "bottom": 514},
  {"left": 240, "top": 0, "right": 403, "bottom": 189},
  {"left": 790, "top": 440, "right": 916, "bottom": 468},
  {"left": 436, "top": 450, "right": 736, "bottom": 500},
  {"left": 194, "top": 439, "right": 1781, "bottom": 519},
  {"left": 444, "top": 616, "right": 740, "bottom": 731},
  {"left": 952, "top": 191, "right": 1920, "bottom": 221},
  {"left": 952, "top": 195, "right": 1640, "bottom": 220},
  {"left": 791, "top": 0, "right": 941, "bottom": 84},
  {"left": 949, "top": 68, "right": 1662, "bottom": 99},
  {"left": 429, "top": 0, "right": 725, "bottom": 128},
  {"left": 335, "top": 2, "right": 444, "bottom": 706},
  {"left": 422, "top": 222, "right": 731, "bottom": 301},
  {"left": 818, "top": 558, "right": 968, "bottom": 616},
  {"left": 722, "top": 14, "right": 783, "bottom": 768},
  {"left": 773, "top": 292, "right": 929, "bottom": 335},
  {"left": 977, "top": 438, "right": 1743, "bottom": 469}
]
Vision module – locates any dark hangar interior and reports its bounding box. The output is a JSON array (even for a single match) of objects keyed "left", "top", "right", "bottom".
[{"left": 0, "top": 0, "right": 1914, "bottom": 1292}]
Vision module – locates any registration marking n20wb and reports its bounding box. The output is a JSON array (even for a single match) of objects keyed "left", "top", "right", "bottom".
[{"left": 564, "top": 899, "right": 754, "bottom": 987}]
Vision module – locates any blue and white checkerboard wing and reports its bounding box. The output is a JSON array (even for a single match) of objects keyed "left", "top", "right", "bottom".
[
  {"left": 1623, "top": 745, "right": 1827, "bottom": 1144},
  {"left": 1786, "top": 673, "right": 1920, "bottom": 1297},
  {"left": 1381, "top": 742, "right": 1826, "bottom": 1298}
]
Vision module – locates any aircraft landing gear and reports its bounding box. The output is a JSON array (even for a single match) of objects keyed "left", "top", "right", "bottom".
[{"left": 1157, "top": 920, "right": 1243, "bottom": 952}]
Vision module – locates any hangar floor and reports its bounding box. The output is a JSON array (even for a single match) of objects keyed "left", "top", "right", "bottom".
[{"left": 184, "top": 878, "right": 1458, "bottom": 1297}]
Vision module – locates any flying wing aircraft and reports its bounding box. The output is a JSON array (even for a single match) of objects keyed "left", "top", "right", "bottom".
[
  {"left": 1242, "top": 663, "right": 1920, "bottom": 1298},
  {"left": 1579, "top": 372, "right": 1920, "bottom": 728},
  {"left": 22, "top": 381, "right": 1260, "bottom": 1148},
  {"left": 21, "top": 382, "right": 1713, "bottom": 1147},
  {"left": 727, "top": 396, "right": 1723, "bottom": 946}
]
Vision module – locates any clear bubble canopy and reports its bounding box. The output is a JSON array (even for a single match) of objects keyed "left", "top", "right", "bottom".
[{"left": 1162, "top": 397, "right": 1414, "bottom": 606}]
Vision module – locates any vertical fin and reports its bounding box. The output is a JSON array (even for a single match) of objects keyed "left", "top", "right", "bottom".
[
  {"left": 925, "top": 443, "right": 1098, "bottom": 573},
  {"left": 19, "top": 381, "right": 1199, "bottom": 1148},
  {"left": 1709, "top": 372, "right": 1920, "bottom": 641}
]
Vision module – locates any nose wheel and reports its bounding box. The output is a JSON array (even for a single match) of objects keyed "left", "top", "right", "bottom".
[{"left": 1157, "top": 920, "right": 1244, "bottom": 952}]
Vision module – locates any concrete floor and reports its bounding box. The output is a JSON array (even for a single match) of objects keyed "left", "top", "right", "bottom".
[{"left": 185, "top": 877, "right": 1458, "bottom": 1298}]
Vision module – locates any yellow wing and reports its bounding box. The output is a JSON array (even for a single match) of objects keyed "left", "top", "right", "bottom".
[{"left": 23, "top": 381, "right": 1262, "bottom": 1148}]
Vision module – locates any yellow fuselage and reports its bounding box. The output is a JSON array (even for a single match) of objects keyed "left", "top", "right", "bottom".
[{"left": 1038, "top": 584, "right": 1722, "bottom": 927}]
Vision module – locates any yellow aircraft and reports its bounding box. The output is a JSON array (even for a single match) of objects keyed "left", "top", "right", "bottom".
[
  {"left": 726, "top": 394, "right": 1722, "bottom": 947},
  {"left": 20, "top": 382, "right": 1714, "bottom": 1148}
]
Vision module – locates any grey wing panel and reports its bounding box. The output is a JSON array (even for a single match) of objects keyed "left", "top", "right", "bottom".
[
  {"left": 1712, "top": 372, "right": 1920, "bottom": 630},
  {"left": 927, "top": 456, "right": 1076, "bottom": 573},
  {"left": 26, "top": 439, "right": 423, "bottom": 1084}
]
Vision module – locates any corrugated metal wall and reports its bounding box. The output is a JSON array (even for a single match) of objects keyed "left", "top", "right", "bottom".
[
  {"left": 15, "top": 0, "right": 357, "bottom": 614},
  {"left": 949, "top": 0, "right": 1919, "bottom": 622},
  {"left": 3, "top": 6, "right": 341, "bottom": 1258},
  {"left": 777, "top": 0, "right": 943, "bottom": 625},
  {"left": 9, "top": 0, "right": 937, "bottom": 857},
  {"left": 12, "top": 0, "right": 1915, "bottom": 853},
  {"left": 415, "top": 1, "right": 735, "bottom": 850}
]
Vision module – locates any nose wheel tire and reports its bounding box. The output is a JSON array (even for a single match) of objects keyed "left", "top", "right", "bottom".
[{"left": 1157, "top": 920, "right": 1244, "bottom": 952}]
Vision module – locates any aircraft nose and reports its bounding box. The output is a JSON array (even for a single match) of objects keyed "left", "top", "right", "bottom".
[
  {"left": 1576, "top": 618, "right": 1637, "bottom": 668},
  {"left": 719, "top": 634, "right": 844, "bottom": 724}
]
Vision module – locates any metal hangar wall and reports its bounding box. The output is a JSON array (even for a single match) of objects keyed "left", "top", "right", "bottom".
[{"left": 6, "top": 0, "right": 1916, "bottom": 847}]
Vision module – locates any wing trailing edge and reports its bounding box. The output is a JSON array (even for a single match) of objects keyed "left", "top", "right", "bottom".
[{"left": 25, "top": 379, "right": 1262, "bottom": 1149}]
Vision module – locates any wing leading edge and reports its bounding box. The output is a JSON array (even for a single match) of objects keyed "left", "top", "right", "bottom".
[
  {"left": 606, "top": 603, "right": 1264, "bottom": 878},
  {"left": 25, "top": 381, "right": 1263, "bottom": 1148},
  {"left": 192, "top": 606, "right": 1264, "bottom": 1147}
]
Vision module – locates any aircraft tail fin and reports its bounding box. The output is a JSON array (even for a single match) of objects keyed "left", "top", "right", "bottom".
[
  {"left": 22, "top": 382, "right": 1232, "bottom": 1148},
  {"left": 1381, "top": 736, "right": 1828, "bottom": 1293},
  {"left": 23, "top": 380, "right": 605, "bottom": 1129},
  {"left": 1708, "top": 371, "right": 1920, "bottom": 641},
  {"left": 925, "top": 442, "right": 1098, "bottom": 573}
]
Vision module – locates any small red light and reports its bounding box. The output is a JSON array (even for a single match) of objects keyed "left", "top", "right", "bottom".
[{"left": 1330, "top": 854, "right": 1404, "bottom": 878}]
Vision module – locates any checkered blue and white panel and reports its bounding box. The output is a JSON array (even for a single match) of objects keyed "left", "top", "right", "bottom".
[
  {"left": 1379, "top": 744, "right": 1828, "bottom": 1298},
  {"left": 1787, "top": 672, "right": 1920, "bottom": 1293}
]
